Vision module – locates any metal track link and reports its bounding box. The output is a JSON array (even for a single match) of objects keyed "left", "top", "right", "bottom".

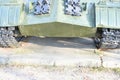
[
  {"left": 94, "top": 28, "right": 120, "bottom": 49},
  {"left": 0, "top": 27, "right": 19, "bottom": 48}
]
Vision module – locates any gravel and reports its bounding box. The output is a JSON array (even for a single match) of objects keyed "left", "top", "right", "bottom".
[{"left": 0, "top": 66, "right": 119, "bottom": 80}]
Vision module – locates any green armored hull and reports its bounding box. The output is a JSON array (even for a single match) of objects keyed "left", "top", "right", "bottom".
[{"left": 0, "top": 0, "right": 120, "bottom": 49}]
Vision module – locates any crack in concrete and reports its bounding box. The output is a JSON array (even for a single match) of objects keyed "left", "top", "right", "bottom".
[
  {"left": 94, "top": 49, "right": 104, "bottom": 67},
  {"left": 100, "top": 55, "right": 103, "bottom": 67}
]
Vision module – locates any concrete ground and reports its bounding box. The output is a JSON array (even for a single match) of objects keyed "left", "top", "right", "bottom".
[
  {"left": 0, "top": 66, "right": 119, "bottom": 80},
  {"left": 0, "top": 37, "right": 120, "bottom": 68}
]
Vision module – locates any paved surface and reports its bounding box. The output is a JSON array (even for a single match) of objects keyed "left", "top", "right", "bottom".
[
  {"left": 0, "top": 66, "right": 119, "bottom": 80},
  {"left": 0, "top": 37, "right": 120, "bottom": 68}
]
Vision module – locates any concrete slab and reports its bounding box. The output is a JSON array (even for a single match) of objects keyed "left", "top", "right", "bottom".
[
  {"left": 1, "top": 52, "right": 100, "bottom": 67},
  {"left": 0, "top": 37, "right": 120, "bottom": 68},
  {"left": 101, "top": 49, "right": 120, "bottom": 68}
]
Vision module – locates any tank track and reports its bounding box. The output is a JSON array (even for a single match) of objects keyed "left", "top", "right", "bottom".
[
  {"left": 0, "top": 27, "right": 19, "bottom": 48},
  {"left": 94, "top": 28, "right": 120, "bottom": 49}
]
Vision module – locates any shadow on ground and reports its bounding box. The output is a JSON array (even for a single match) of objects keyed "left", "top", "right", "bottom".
[{"left": 22, "top": 36, "right": 96, "bottom": 49}]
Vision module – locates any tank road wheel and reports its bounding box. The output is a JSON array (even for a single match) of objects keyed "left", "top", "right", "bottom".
[
  {"left": 0, "top": 27, "right": 20, "bottom": 48},
  {"left": 94, "top": 28, "right": 119, "bottom": 49}
]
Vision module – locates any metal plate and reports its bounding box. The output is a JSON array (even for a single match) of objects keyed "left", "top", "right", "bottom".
[
  {"left": 0, "top": 5, "right": 21, "bottom": 26},
  {"left": 96, "top": 0, "right": 120, "bottom": 28}
]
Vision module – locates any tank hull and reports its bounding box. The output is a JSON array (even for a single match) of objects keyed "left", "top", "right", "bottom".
[
  {"left": 19, "top": 22, "right": 96, "bottom": 37},
  {"left": 1, "top": 0, "right": 120, "bottom": 49},
  {"left": 0, "top": 0, "right": 119, "bottom": 37}
]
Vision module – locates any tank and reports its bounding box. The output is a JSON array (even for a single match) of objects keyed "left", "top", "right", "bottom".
[{"left": 0, "top": 0, "right": 120, "bottom": 49}]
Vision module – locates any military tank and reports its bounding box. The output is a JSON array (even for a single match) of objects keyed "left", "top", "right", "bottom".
[{"left": 0, "top": 0, "right": 120, "bottom": 49}]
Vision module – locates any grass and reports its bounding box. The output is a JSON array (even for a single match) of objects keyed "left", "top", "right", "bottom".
[
  {"left": 112, "top": 68, "right": 120, "bottom": 74},
  {"left": 91, "top": 66, "right": 120, "bottom": 75},
  {"left": 91, "top": 67, "right": 109, "bottom": 72}
]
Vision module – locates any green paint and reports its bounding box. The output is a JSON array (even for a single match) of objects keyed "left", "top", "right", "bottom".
[
  {"left": 18, "top": 0, "right": 96, "bottom": 37},
  {"left": 0, "top": 0, "right": 120, "bottom": 37},
  {"left": 19, "top": 22, "right": 96, "bottom": 37},
  {"left": 22, "top": 0, "right": 95, "bottom": 27},
  {"left": 0, "top": 0, "right": 24, "bottom": 26}
]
